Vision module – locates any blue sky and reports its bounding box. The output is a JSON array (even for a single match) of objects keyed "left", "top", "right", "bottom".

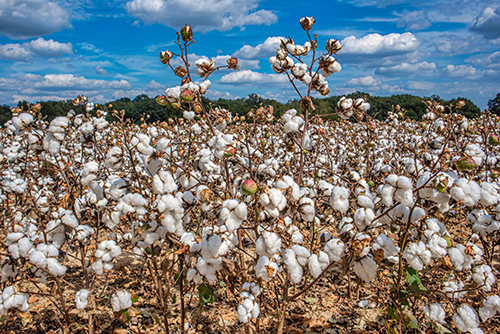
[{"left": 1, "top": 0, "right": 500, "bottom": 109}]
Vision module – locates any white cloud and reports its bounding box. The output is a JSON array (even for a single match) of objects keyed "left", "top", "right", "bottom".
[
  {"left": 396, "top": 10, "right": 432, "bottom": 31},
  {"left": 79, "top": 43, "right": 102, "bottom": 53},
  {"left": 0, "top": 38, "right": 73, "bottom": 61},
  {"left": 442, "top": 64, "right": 480, "bottom": 78},
  {"left": 0, "top": 0, "right": 72, "bottom": 39},
  {"left": 405, "top": 81, "right": 436, "bottom": 90},
  {"left": 125, "top": 0, "right": 277, "bottom": 32},
  {"left": 469, "top": 7, "right": 500, "bottom": 39},
  {"left": 0, "top": 73, "right": 132, "bottom": 105},
  {"left": 343, "top": 75, "right": 381, "bottom": 87},
  {"left": 375, "top": 61, "right": 436, "bottom": 77},
  {"left": 233, "top": 36, "right": 284, "bottom": 59},
  {"left": 145, "top": 80, "right": 166, "bottom": 91},
  {"left": 432, "top": 33, "right": 487, "bottom": 55},
  {"left": 94, "top": 66, "right": 108, "bottom": 75},
  {"left": 342, "top": 32, "right": 419, "bottom": 56},
  {"left": 466, "top": 51, "right": 500, "bottom": 69},
  {"left": 218, "top": 70, "right": 287, "bottom": 84}
]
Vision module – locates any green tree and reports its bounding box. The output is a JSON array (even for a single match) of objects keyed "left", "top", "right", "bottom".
[{"left": 488, "top": 93, "right": 500, "bottom": 115}]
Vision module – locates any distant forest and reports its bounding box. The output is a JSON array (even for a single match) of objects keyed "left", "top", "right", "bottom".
[{"left": 0, "top": 91, "right": 486, "bottom": 126}]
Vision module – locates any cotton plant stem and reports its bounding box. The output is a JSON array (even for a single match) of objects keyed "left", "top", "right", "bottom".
[{"left": 55, "top": 276, "right": 73, "bottom": 334}]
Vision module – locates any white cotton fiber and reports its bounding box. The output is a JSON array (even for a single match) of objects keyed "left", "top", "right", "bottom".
[
  {"left": 75, "top": 289, "right": 89, "bottom": 309},
  {"left": 111, "top": 290, "right": 132, "bottom": 312},
  {"left": 353, "top": 256, "right": 378, "bottom": 282},
  {"left": 423, "top": 303, "right": 446, "bottom": 324},
  {"left": 453, "top": 304, "right": 480, "bottom": 333},
  {"left": 284, "top": 249, "right": 302, "bottom": 284}
]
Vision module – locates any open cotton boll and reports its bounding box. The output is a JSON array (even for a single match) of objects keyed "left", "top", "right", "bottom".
[
  {"left": 105, "top": 146, "right": 124, "bottom": 170},
  {"left": 324, "top": 238, "right": 345, "bottom": 264},
  {"left": 75, "top": 289, "right": 89, "bottom": 309},
  {"left": 402, "top": 241, "right": 431, "bottom": 271},
  {"left": 152, "top": 171, "right": 178, "bottom": 195},
  {"left": 308, "top": 253, "right": 329, "bottom": 278},
  {"left": 450, "top": 179, "right": 482, "bottom": 207},
  {"left": 60, "top": 209, "right": 79, "bottom": 229},
  {"left": 255, "top": 256, "right": 278, "bottom": 281},
  {"left": 443, "top": 280, "right": 466, "bottom": 299},
  {"left": 354, "top": 208, "right": 375, "bottom": 231},
  {"left": 479, "top": 295, "right": 500, "bottom": 322},
  {"left": 465, "top": 144, "right": 485, "bottom": 166},
  {"left": 298, "top": 197, "right": 315, "bottom": 222},
  {"left": 453, "top": 305, "right": 481, "bottom": 333},
  {"left": 73, "top": 225, "right": 94, "bottom": 242},
  {"left": 47, "top": 258, "right": 67, "bottom": 276},
  {"left": 1, "top": 286, "right": 29, "bottom": 313},
  {"left": 423, "top": 303, "right": 446, "bottom": 324},
  {"left": 448, "top": 244, "right": 482, "bottom": 271},
  {"left": 329, "top": 186, "right": 349, "bottom": 213},
  {"left": 472, "top": 264, "right": 496, "bottom": 292},
  {"left": 292, "top": 245, "right": 310, "bottom": 266},
  {"left": 284, "top": 249, "right": 303, "bottom": 284},
  {"left": 426, "top": 234, "right": 448, "bottom": 259},
  {"left": 255, "top": 232, "right": 281, "bottom": 257},
  {"left": 353, "top": 256, "right": 378, "bottom": 282},
  {"left": 111, "top": 290, "right": 132, "bottom": 312},
  {"left": 372, "top": 234, "right": 400, "bottom": 260}
]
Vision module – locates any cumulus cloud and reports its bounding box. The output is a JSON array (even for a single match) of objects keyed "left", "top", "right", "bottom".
[
  {"left": 375, "top": 62, "right": 436, "bottom": 77},
  {"left": 218, "top": 70, "right": 287, "bottom": 84},
  {"left": 340, "top": 32, "right": 420, "bottom": 66},
  {"left": 469, "top": 7, "right": 500, "bottom": 39},
  {"left": 0, "top": 0, "right": 72, "bottom": 39},
  {"left": 79, "top": 43, "right": 102, "bottom": 53},
  {"left": 0, "top": 38, "right": 73, "bottom": 61},
  {"left": 342, "top": 33, "right": 419, "bottom": 56},
  {"left": 343, "top": 75, "right": 381, "bottom": 87},
  {"left": 433, "top": 33, "right": 487, "bottom": 55},
  {"left": 0, "top": 73, "right": 132, "bottom": 105},
  {"left": 0, "top": 73, "right": 131, "bottom": 92},
  {"left": 125, "top": 0, "right": 277, "bottom": 32},
  {"left": 467, "top": 51, "right": 500, "bottom": 69},
  {"left": 397, "top": 10, "right": 432, "bottom": 31},
  {"left": 233, "top": 36, "right": 284, "bottom": 59},
  {"left": 442, "top": 64, "right": 480, "bottom": 77}
]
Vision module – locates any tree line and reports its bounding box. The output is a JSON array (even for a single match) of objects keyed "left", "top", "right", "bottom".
[{"left": 1, "top": 92, "right": 497, "bottom": 126}]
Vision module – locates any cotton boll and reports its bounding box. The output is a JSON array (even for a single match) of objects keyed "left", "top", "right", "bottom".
[
  {"left": 284, "top": 249, "right": 303, "bottom": 284},
  {"left": 255, "top": 256, "right": 278, "bottom": 281},
  {"left": 423, "top": 303, "right": 446, "bottom": 324},
  {"left": 308, "top": 254, "right": 324, "bottom": 278},
  {"left": 292, "top": 245, "right": 310, "bottom": 266},
  {"left": 443, "top": 280, "right": 466, "bottom": 299},
  {"left": 111, "top": 290, "right": 132, "bottom": 312},
  {"left": 372, "top": 234, "right": 400, "bottom": 259},
  {"left": 255, "top": 232, "right": 281, "bottom": 257},
  {"left": 402, "top": 241, "right": 431, "bottom": 271},
  {"left": 47, "top": 258, "right": 67, "bottom": 276},
  {"left": 324, "top": 238, "right": 345, "bottom": 263},
  {"left": 298, "top": 197, "right": 315, "bottom": 222},
  {"left": 353, "top": 256, "right": 378, "bottom": 282},
  {"left": 472, "top": 264, "right": 496, "bottom": 292},
  {"left": 75, "top": 289, "right": 89, "bottom": 309},
  {"left": 453, "top": 304, "right": 480, "bottom": 333},
  {"left": 426, "top": 234, "right": 448, "bottom": 259},
  {"left": 329, "top": 186, "right": 349, "bottom": 213},
  {"left": 479, "top": 295, "right": 500, "bottom": 321}
]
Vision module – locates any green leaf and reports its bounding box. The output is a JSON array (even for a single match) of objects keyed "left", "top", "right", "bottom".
[
  {"left": 403, "top": 312, "right": 419, "bottom": 329},
  {"left": 197, "top": 283, "right": 214, "bottom": 309},
  {"left": 405, "top": 266, "right": 426, "bottom": 293},
  {"left": 387, "top": 307, "right": 398, "bottom": 322},
  {"left": 131, "top": 294, "right": 139, "bottom": 303}
]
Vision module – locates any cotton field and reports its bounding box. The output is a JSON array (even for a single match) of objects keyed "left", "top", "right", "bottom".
[{"left": 0, "top": 17, "right": 500, "bottom": 334}]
